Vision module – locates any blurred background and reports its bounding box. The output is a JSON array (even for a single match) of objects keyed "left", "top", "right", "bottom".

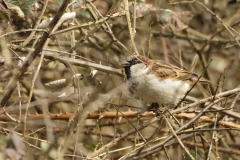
[{"left": 0, "top": 0, "right": 240, "bottom": 159}]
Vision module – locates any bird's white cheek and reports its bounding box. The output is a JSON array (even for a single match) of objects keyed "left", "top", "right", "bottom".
[{"left": 130, "top": 63, "right": 149, "bottom": 77}]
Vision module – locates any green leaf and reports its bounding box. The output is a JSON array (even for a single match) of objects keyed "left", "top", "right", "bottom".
[
  {"left": 5, "top": 0, "right": 19, "bottom": 6},
  {"left": 40, "top": 142, "right": 58, "bottom": 159},
  {"left": 54, "top": 0, "right": 63, "bottom": 5},
  {"left": 20, "top": 0, "right": 37, "bottom": 14}
]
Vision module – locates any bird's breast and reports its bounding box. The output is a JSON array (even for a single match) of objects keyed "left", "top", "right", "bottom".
[{"left": 128, "top": 74, "right": 190, "bottom": 105}]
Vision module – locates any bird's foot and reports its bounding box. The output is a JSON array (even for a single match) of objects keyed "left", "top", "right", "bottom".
[{"left": 148, "top": 103, "right": 160, "bottom": 112}]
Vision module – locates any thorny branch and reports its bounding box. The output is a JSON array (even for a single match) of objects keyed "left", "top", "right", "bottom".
[{"left": 0, "top": 0, "right": 240, "bottom": 159}]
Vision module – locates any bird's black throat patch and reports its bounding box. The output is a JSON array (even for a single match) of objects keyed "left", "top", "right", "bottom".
[
  {"left": 122, "top": 57, "right": 143, "bottom": 79},
  {"left": 124, "top": 66, "right": 131, "bottom": 79}
]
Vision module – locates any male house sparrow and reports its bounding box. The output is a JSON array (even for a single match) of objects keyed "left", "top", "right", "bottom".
[{"left": 122, "top": 56, "right": 199, "bottom": 107}]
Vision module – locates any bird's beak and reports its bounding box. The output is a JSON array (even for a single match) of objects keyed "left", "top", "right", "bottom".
[{"left": 121, "top": 61, "right": 130, "bottom": 67}]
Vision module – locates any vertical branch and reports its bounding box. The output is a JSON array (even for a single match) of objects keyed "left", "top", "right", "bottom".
[
  {"left": 0, "top": 0, "right": 71, "bottom": 108},
  {"left": 20, "top": 0, "right": 49, "bottom": 48},
  {"left": 123, "top": 0, "right": 139, "bottom": 55}
]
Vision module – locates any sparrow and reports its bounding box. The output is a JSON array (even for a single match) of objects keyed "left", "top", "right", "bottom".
[{"left": 122, "top": 55, "right": 199, "bottom": 107}]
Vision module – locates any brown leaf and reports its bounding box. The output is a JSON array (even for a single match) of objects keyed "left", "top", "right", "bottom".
[
  {"left": 129, "top": 3, "right": 155, "bottom": 18},
  {"left": 129, "top": 2, "right": 193, "bottom": 32},
  {"left": 155, "top": 9, "right": 193, "bottom": 32}
]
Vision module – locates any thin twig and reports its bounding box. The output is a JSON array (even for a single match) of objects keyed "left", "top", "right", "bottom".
[{"left": 162, "top": 114, "right": 195, "bottom": 160}]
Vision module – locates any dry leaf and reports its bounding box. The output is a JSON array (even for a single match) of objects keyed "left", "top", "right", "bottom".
[
  {"left": 129, "top": 2, "right": 193, "bottom": 32},
  {"left": 155, "top": 9, "right": 193, "bottom": 31}
]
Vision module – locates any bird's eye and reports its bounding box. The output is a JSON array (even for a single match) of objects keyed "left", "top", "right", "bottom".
[{"left": 130, "top": 58, "right": 140, "bottom": 65}]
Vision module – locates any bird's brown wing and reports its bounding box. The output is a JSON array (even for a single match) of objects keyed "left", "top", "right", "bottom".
[{"left": 151, "top": 60, "right": 198, "bottom": 81}]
